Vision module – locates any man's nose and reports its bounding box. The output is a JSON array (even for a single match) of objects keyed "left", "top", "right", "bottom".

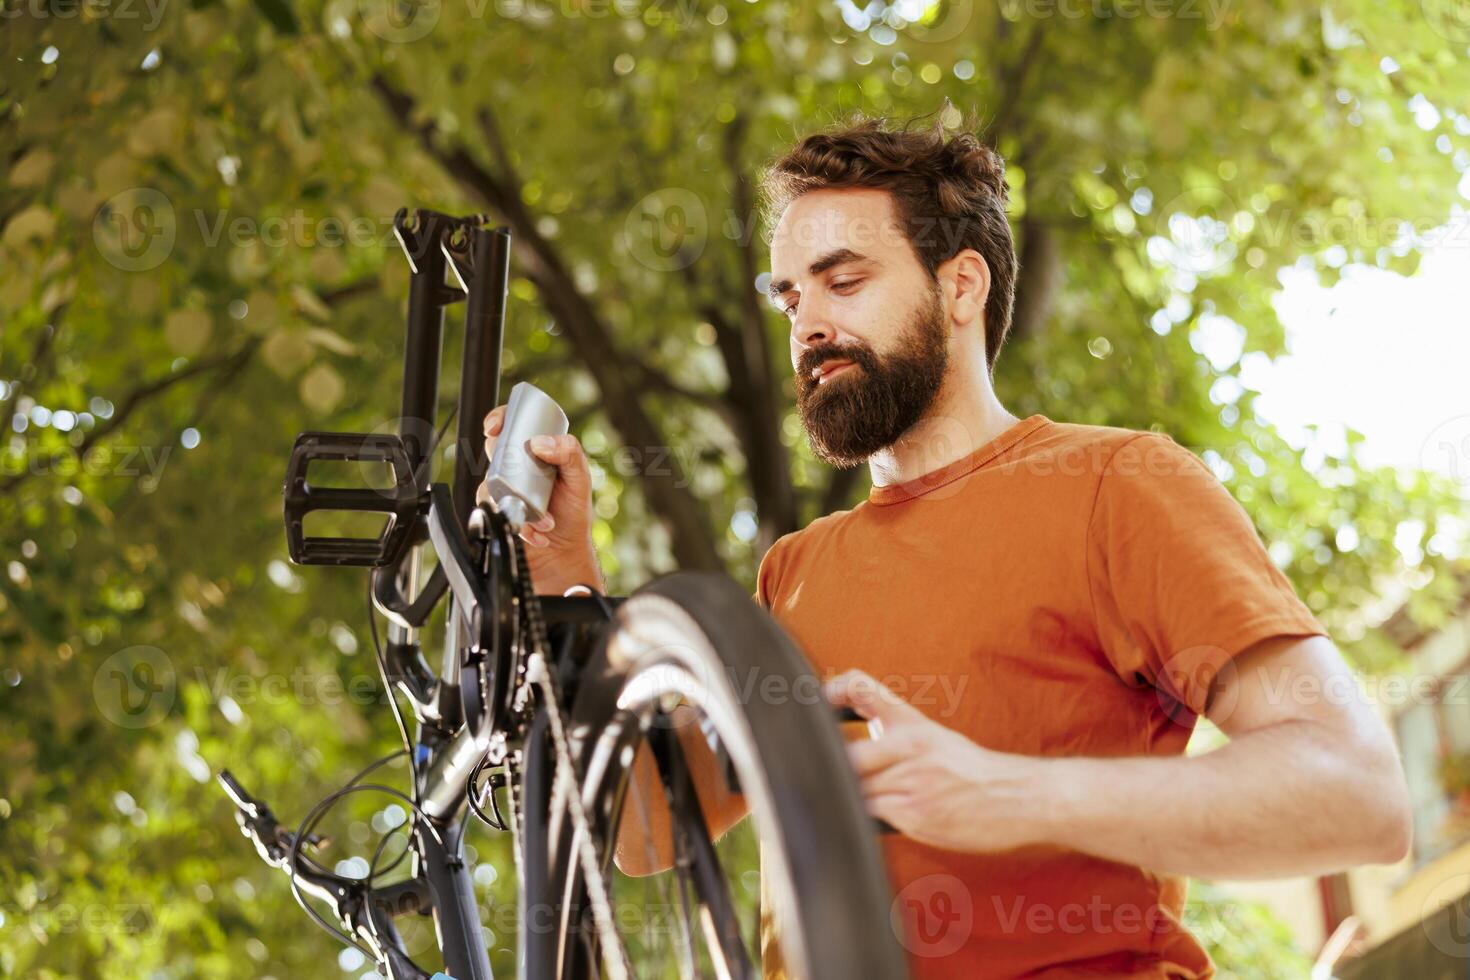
[{"left": 791, "top": 295, "right": 835, "bottom": 350}]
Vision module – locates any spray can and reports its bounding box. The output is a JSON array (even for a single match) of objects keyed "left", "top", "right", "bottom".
[{"left": 483, "top": 381, "right": 569, "bottom": 531}]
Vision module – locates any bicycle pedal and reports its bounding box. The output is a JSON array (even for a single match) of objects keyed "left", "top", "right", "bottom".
[{"left": 283, "top": 432, "right": 424, "bottom": 566}]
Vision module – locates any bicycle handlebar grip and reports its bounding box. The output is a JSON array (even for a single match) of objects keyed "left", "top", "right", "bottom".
[
  {"left": 217, "top": 769, "right": 266, "bottom": 817},
  {"left": 483, "top": 381, "right": 568, "bottom": 530},
  {"left": 830, "top": 708, "right": 899, "bottom": 835}
]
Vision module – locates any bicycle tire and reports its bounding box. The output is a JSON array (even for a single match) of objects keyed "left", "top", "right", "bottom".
[{"left": 542, "top": 571, "right": 909, "bottom": 979}]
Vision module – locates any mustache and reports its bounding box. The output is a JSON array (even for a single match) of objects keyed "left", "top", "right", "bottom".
[{"left": 800, "top": 346, "right": 873, "bottom": 378}]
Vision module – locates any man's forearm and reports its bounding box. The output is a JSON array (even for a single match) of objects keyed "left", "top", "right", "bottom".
[
  {"left": 1029, "top": 720, "right": 1410, "bottom": 880},
  {"left": 614, "top": 707, "right": 750, "bottom": 876},
  {"left": 534, "top": 548, "right": 607, "bottom": 597}
]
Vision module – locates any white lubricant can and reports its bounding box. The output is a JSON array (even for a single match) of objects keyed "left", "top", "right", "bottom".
[{"left": 483, "top": 381, "right": 569, "bottom": 531}]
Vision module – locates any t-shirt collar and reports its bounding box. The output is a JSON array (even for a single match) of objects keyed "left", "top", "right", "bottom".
[{"left": 867, "top": 414, "right": 1050, "bottom": 506}]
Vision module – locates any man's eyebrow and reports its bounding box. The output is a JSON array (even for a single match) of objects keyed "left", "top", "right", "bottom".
[{"left": 766, "top": 248, "right": 870, "bottom": 300}]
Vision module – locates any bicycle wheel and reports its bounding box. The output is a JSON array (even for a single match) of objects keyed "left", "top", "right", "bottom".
[{"left": 539, "top": 571, "right": 909, "bottom": 979}]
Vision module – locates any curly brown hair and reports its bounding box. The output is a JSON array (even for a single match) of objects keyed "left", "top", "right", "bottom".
[{"left": 760, "top": 112, "right": 1017, "bottom": 372}]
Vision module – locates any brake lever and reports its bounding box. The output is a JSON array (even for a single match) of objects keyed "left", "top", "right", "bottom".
[
  {"left": 219, "top": 770, "right": 330, "bottom": 866},
  {"left": 829, "top": 708, "right": 899, "bottom": 836}
]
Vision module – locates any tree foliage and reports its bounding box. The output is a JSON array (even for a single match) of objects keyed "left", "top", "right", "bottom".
[{"left": 2, "top": 1, "right": 1467, "bottom": 974}]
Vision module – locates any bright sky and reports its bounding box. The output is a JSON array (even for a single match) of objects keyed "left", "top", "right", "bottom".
[{"left": 1243, "top": 235, "right": 1470, "bottom": 483}]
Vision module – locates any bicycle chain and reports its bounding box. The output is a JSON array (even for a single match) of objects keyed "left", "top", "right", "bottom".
[{"left": 503, "top": 520, "right": 632, "bottom": 980}]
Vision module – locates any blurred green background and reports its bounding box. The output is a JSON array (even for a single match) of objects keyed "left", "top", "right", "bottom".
[{"left": 2, "top": 0, "right": 1468, "bottom": 976}]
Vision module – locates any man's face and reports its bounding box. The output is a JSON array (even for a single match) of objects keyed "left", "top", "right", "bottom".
[{"left": 769, "top": 188, "right": 951, "bottom": 468}]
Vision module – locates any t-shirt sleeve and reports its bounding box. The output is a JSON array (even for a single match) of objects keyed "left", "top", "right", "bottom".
[
  {"left": 1086, "top": 433, "right": 1327, "bottom": 718},
  {"left": 754, "top": 536, "right": 786, "bottom": 612}
]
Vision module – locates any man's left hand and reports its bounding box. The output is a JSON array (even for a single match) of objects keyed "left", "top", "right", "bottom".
[{"left": 823, "top": 669, "right": 1048, "bottom": 854}]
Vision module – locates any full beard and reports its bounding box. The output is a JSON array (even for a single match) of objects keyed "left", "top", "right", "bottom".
[{"left": 796, "top": 286, "right": 949, "bottom": 469}]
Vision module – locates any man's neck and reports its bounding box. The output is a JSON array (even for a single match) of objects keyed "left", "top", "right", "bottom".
[{"left": 867, "top": 371, "right": 1021, "bottom": 490}]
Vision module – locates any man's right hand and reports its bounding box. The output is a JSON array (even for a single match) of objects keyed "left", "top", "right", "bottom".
[{"left": 476, "top": 405, "right": 605, "bottom": 596}]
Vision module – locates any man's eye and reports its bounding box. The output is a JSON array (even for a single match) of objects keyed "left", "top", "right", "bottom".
[
  {"left": 832, "top": 278, "right": 863, "bottom": 292},
  {"left": 783, "top": 303, "right": 798, "bottom": 317}
]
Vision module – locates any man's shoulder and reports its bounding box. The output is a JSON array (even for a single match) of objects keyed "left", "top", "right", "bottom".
[
  {"left": 1028, "top": 417, "right": 1161, "bottom": 454},
  {"left": 1001, "top": 418, "right": 1190, "bottom": 480},
  {"left": 766, "top": 509, "right": 847, "bottom": 557},
  {"left": 757, "top": 503, "right": 865, "bottom": 583}
]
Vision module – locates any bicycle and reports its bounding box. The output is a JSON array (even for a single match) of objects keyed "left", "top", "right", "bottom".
[{"left": 218, "top": 208, "right": 908, "bottom": 979}]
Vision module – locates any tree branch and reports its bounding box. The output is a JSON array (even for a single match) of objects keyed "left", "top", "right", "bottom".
[
  {"left": 503, "top": 351, "right": 578, "bottom": 387},
  {"left": 628, "top": 354, "right": 737, "bottom": 427},
  {"left": 818, "top": 464, "right": 867, "bottom": 520},
  {"left": 371, "top": 74, "right": 724, "bottom": 572},
  {"left": 0, "top": 306, "right": 66, "bottom": 426},
  {"left": 1009, "top": 215, "right": 1062, "bottom": 345},
  {"left": 986, "top": 21, "right": 1047, "bottom": 149},
  {"left": 701, "top": 112, "right": 800, "bottom": 552},
  {"left": 320, "top": 276, "right": 380, "bottom": 308},
  {"left": 1, "top": 340, "right": 260, "bottom": 495}
]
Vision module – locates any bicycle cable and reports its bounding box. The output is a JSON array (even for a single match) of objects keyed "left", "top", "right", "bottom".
[
  {"left": 466, "top": 756, "right": 509, "bottom": 832},
  {"left": 284, "top": 750, "right": 407, "bottom": 954},
  {"left": 364, "top": 401, "right": 462, "bottom": 800},
  {"left": 291, "top": 779, "right": 449, "bottom": 958},
  {"left": 368, "top": 575, "right": 416, "bottom": 789},
  {"left": 287, "top": 751, "right": 448, "bottom": 959}
]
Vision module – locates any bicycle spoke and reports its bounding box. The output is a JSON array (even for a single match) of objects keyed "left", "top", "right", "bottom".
[
  {"left": 529, "top": 652, "right": 634, "bottom": 980},
  {"left": 658, "top": 726, "right": 756, "bottom": 980},
  {"left": 619, "top": 733, "right": 689, "bottom": 975}
]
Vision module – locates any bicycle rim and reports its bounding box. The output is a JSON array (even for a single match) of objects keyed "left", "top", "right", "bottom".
[{"left": 545, "top": 571, "right": 908, "bottom": 980}]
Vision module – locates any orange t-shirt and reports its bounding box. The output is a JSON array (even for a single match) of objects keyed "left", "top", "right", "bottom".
[{"left": 752, "top": 414, "right": 1325, "bottom": 980}]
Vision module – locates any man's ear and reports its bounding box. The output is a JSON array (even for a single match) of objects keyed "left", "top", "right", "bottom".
[{"left": 938, "top": 248, "right": 992, "bottom": 329}]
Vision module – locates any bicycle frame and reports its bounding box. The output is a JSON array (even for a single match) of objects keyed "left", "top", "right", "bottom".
[{"left": 228, "top": 210, "right": 626, "bottom": 980}]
